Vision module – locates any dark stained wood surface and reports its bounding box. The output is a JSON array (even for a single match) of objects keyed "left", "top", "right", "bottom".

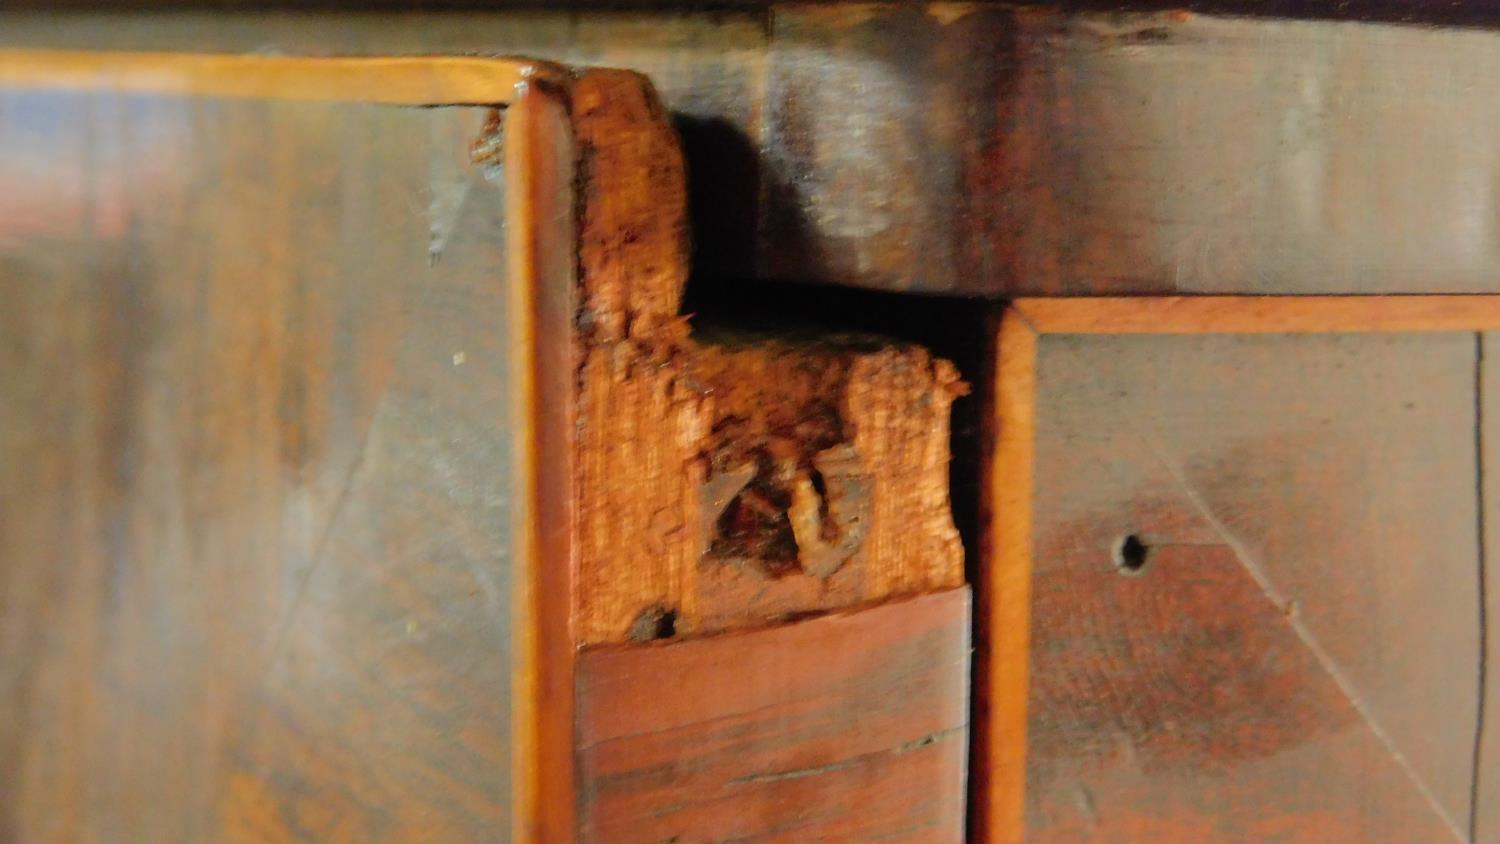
[
  {"left": 766, "top": 6, "right": 1500, "bottom": 296},
  {"left": 8, "top": 8, "right": 1500, "bottom": 297},
  {"left": 575, "top": 588, "right": 972, "bottom": 843},
  {"left": 1021, "top": 329, "right": 1482, "bottom": 841},
  {"left": 0, "top": 90, "right": 533, "bottom": 841}
]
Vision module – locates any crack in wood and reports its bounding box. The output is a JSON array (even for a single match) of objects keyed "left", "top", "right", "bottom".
[{"left": 725, "top": 726, "right": 965, "bottom": 786}]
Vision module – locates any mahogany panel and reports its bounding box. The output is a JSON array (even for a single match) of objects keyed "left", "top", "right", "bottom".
[
  {"left": 575, "top": 588, "right": 971, "bottom": 843},
  {"left": 216, "top": 130, "right": 522, "bottom": 839},
  {"left": 0, "top": 81, "right": 571, "bottom": 840},
  {"left": 1001, "top": 321, "right": 1483, "bottom": 841}
]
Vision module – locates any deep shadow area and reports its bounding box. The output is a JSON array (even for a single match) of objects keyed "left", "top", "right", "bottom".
[{"left": 674, "top": 114, "right": 763, "bottom": 279}]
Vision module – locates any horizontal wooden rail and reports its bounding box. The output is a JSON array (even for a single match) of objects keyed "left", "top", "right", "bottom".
[{"left": 1013, "top": 296, "right": 1500, "bottom": 336}]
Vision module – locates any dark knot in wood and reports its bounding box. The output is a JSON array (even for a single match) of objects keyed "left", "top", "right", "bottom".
[{"left": 701, "top": 442, "right": 872, "bottom": 579}]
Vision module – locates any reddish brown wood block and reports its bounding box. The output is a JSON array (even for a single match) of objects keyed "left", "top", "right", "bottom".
[{"left": 576, "top": 588, "right": 971, "bottom": 843}]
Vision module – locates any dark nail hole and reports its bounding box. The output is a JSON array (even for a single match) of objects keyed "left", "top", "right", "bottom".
[
  {"left": 627, "top": 604, "right": 678, "bottom": 642},
  {"left": 1113, "top": 534, "right": 1151, "bottom": 575}
]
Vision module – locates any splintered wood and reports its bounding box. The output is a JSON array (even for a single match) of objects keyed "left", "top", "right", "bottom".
[
  {"left": 572, "top": 73, "right": 965, "bottom": 645},
  {"left": 686, "top": 332, "right": 966, "bottom": 635}
]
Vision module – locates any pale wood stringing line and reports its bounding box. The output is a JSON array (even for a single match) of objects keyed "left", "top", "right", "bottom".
[
  {"left": 0, "top": 48, "right": 551, "bottom": 104},
  {"left": 505, "top": 85, "right": 545, "bottom": 844},
  {"left": 1015, "top": 296, "right": 1500, "bottom": 335},
  {"left": 982, "top": 309, "right": 1038, "bottom": 844}
]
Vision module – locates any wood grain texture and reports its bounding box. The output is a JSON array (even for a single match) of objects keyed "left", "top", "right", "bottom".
[
  {"left": 0, "top": 6, "right": 768, "bottom": 280},
  {"left": 13, "top": 7, "right": 1500, "bottom": 296},
  {"left": 573, "top": 68, "right": 691, "bottom": 345},
  {"left": 984, "top": 299, "right": 1494, "bottom": 842},
  {"left": 575, "top": 588, "right": 972, "bottom": 843},
  {"left": 0, "top": 61, "right": 592, "bottom": 842},
  {"left": 1014, "top": 296, "right": 1500, "bottom": 335},
  {"left": 688, "top": 331, "right": 967, "bottom": 634},
  {"left": 575, "top": 337, "right": 710, "bottom": 644},
  {"left": 568, "top": 71, "right": 966, "bottom": 645},
  {"left": 576, "top": 326, "right": 968, "bottom": 644},
  {"left": 216, "top": 120, "right": 525, "bottom": 840},
  {"left": 570, "top": 67, "right": 709, "bottom": 646},
  {"left": 766, "top": 5, "right": 1500, "bottom": 296},
  {"left": 0, "top": 48, "right": 556, "bottom": 104},
  {"left": 0, "top": 92, "right": 451, "bottom": 844}
]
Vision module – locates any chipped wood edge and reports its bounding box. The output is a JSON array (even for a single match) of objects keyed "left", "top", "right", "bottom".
[
  {"left": 506, "top": 83, "right": 579, "bottom": 844},
  {"left": 983, "top": 293, "right": 1500, "bottom": 843},
  {"left": 569, "top": 67, "right": 700, "bottom": 647},
  {"left": 0, "top": 48, "right": 563, "bottom": 104},
  {"left": 1014, "top": 295, "right": 1500, "bottom": 335}
]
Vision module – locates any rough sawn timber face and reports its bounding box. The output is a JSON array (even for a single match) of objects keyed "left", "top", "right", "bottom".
[{"left": 571, "top": 73, "right": 967, "bottom": 646}]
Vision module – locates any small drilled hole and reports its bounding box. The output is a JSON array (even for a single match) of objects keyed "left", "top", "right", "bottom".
[
  {"left": 626, "top": 604, "right": 678, "bottom": 642},
  {"left": 1113, "top": 534, "right": 1151, "bottom": 575}
]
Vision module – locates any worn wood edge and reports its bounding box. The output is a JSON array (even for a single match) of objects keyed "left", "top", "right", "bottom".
[
  {"left": 565, "top": 69, "right": 966, "bottom": 647},
  {"left": 570, "top": 66, "right": 702, "bottom": 647},
  {"left": 977, "top": 307, "right": 1038, "bottom": 844},
  {"left": 0, "top": 47, "right": 564, "bottom": 104},
  {"left": 571, "top": 67, "right": 691, "bottom": 344},
  {"left": 1015, "top": 295, "right": 1500, "bottom": 335},
  {"left": 506, "top": 82, "right": 578, "bottom": 844}
]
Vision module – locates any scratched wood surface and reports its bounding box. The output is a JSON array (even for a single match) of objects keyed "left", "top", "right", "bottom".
[
  {"left": 1022, "top": 330, "right": 1483, "bottom": 841},
  {"left": 0, "top": 91, "right": 530, "bottom": 841},
  {"left": 575, "top": 588, "right": 971, "bottom": 843},
  {"left": 8, "top": 7, "right": 1500, "bottom": 296}
]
